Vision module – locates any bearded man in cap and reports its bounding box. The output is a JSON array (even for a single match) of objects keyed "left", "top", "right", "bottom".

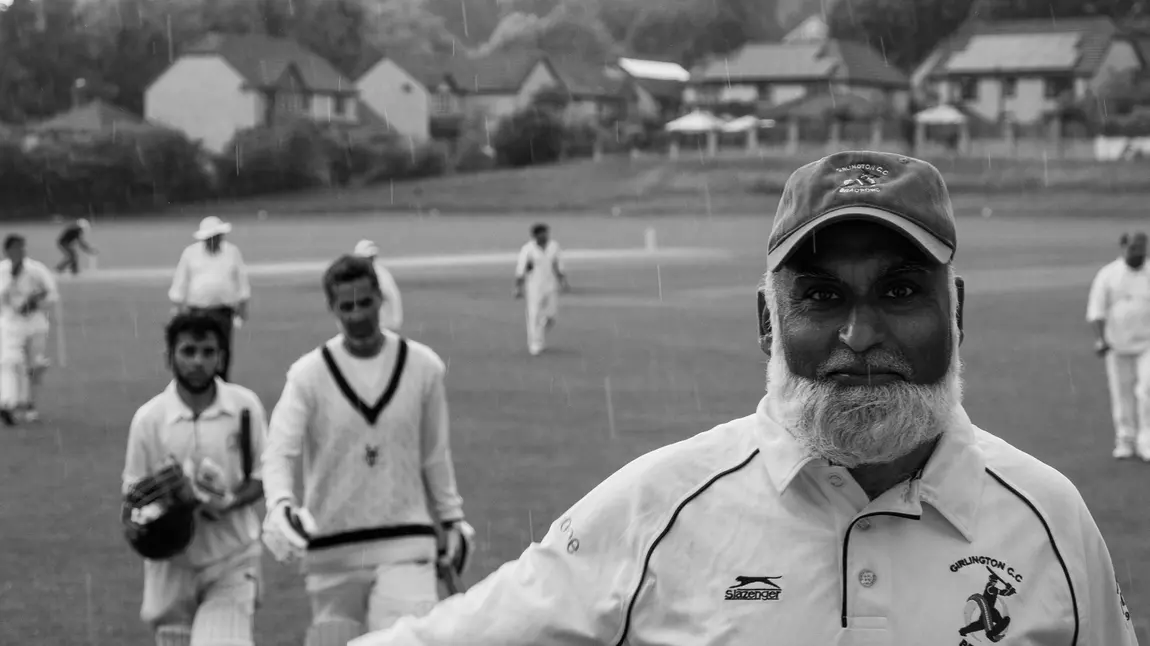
[
  {"left": 169, "top": 216, "right": 251, "bottom": 381},
  {"left": 349, "top": 151, "right": 1137, "bottom": 646}
]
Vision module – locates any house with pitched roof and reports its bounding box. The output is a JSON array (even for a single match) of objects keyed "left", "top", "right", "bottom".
[
  {"left": 356, "top": 50, "right": 560, "bottom": 142},
  {"left": 615, "top": 57, "right": 690, "bottom": 122},
  {"left": 144, "top": 33, "right": 360, "bottom": 153},
  {"left": 913, "top": 17, "right": 1144, "bottom": 125},
  {"left": 684, "top": 39, "right": 910, "bottom": 114}
]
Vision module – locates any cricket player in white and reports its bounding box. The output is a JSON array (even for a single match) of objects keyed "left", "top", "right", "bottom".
[
  {"left": 169, "top": 216, "right": 251, "bottom": 381},
  {"left": 261, "top": 254, "right": 474, "bottom": 646},
  {"left": 122, "top": 312, "right": 268, "bottom": 646},
  {"left": 1087, "top": 231, "right": 1150, "bottom": 461},
  {"left": 515, "top": 223, "right": 568, "bottom": 356},
  {"left": 353, "top": 239, "right": 403, "bottom": 331},
  {"left": 351, "top": 151, "right": 1137, "bottom": 646},
  {"left": 0, "top": 234, "right": 59, "bottom": 425}
]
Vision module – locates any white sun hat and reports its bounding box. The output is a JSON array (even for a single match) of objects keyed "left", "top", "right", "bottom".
[
  {"left": 193, "top": 216, "right": 232, "bottom": 240},
  {"left": 77, "top": 218, "right": 91, "bottom": 231},
  {"left": 354, "top": 239, "right": 379, "bottom": 257}
]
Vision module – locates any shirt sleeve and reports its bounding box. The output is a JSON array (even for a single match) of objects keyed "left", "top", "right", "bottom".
[
  {"left": 262, "top": 364, "right": 312, "bottom": 507},
  {"left": 168, "top": 248, "right": 191, "bottom": 305},
  {"left": 515, "top": 245, "right": 530, "bottom": 278},
  {"left": 421, "top": 358, "right": 463, "bottom": 523},
  {"left": 122, "top": 407, "right": 155, "bottom": 496},
  {"left": 348, "top": 466, "right": 643, "bottom": 646},
  {"left": 1086, "top": 266, "right": 1111, "bottom": 323},
  {"left": 246, "top": 393, "right": 270, "bottom": 481},
  {"left": 1077, "top": 502, "right": 1139, "bottom": 645},
  {"left": 375, "top": 264, "right": 403, "bottom": 330},
  {"left": 233, "top": 246, "right": 251, "bottom": 302}
]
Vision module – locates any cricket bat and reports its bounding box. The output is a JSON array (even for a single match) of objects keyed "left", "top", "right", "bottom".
[
  {"left": 239, "top": 409, "right": 253, "bottom": 482},
  {"left": 438, "top": 559, "right": 467, "bottom": 597},
  {"left": 53, "top": 300, "right": 67, "bottom": 368}
]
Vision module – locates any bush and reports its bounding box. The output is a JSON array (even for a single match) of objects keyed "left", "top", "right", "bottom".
[
  {"left": 218, "top": 119, "right": 336, "bottom": 198},
  {"left": 492, "top": 108, "right": 565, "bottom": 167},
  {"left": 0, "top": 128, "right": 213, "bottom": 218}
]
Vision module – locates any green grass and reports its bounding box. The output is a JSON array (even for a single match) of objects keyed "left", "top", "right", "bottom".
[
  {"left": 153, "top": 154, "right": 1150, "bottom": 219},
  {"left": 1, "top": 212, "right": 1148, "bottom": 645}
]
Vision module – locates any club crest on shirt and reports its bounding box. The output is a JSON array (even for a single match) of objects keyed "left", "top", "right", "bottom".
[
  {"left": 951, "top": 557, "right": 1022, "bottom": 644},
  {"left": 364, "top": 444, "right": 380, "bottom": 467}
]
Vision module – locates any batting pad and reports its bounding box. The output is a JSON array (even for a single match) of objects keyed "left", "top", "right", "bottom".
[
  {"left": 0, "top": 363, "right": 24, "bottom": 409},
  {"left": 155, "top": 625, "right": 192, "bottom": 646},
  {"left": 190, "top": 598, "right": 254, "bottom": 646},
  {"left": 305, "top": 618, "right": 363, "bottom": 646}
]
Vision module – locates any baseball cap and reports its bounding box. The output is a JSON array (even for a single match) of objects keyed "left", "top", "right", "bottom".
[{"left": 767, "top": 151, "right": 957, "bottom": 272}]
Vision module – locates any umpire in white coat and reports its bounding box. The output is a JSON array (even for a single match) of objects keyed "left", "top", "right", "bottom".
[
  {"left": 1087, "top": 231, "right": 1150, "bottom": 460},
  {"left": 169, "top": 216, "right": 251, "bottom": 381},
  {"left": 349, "top": 150, "right": 1137, "bottom": 646},
  {"left": 353, "top": 239, "right": 403, "bottom": 331}
]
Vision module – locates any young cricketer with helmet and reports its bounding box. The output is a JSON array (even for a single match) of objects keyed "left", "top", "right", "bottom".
[
  {"left": 260, "top": 254, "right": 475, "bottom": 646},
  {"left": 120, "top": 312, "right": 268, "bottom": 646}
]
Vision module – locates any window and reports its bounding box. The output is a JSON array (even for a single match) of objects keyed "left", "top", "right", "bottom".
[
  {"left": 956, "top": 76, "right": 978, "bottom": 101},
  {"left": 335, "top": 96, "right": 348, "bottom": 115},
  {"left": 432, "top": 91, "right": 456, "bottom": 115},
  {"left": 1045, "top": 75, "right": 1072, "bottom": 99},
  {"left": 1001, "top": 76, "right": 1017, "bottom": 98}
]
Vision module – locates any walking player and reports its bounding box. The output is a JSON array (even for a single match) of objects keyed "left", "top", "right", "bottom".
[
  {"left": 1087, "top": 230, "right": 1150, "bottom": 460},
  {"left": 353, "top": 239, "right": 404, "bottom": 331},
  {"left": 261, "top": 254, "right": 474, "bottom": 646},
  {"left": 169, "top": 216, "right": 251, "bottom": 381},
  {"left": 120, "top": 312, "right": 268, "bottom": 646},
  {"left": 514, "top": 223, "right": 568, "bottom": 355},
  {"left": 0, "top": 234, "right": 59, "bottom": 424}
]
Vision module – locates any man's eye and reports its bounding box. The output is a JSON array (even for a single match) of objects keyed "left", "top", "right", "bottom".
[
  {"left": 806, "top": 289, "right": 839, "bottom": 302},
  {"left": 339, "top": 303, "right": 354, "bottom": 313},
  {"left": 886, "top": 284, "right": 917, "bottom": 299}
]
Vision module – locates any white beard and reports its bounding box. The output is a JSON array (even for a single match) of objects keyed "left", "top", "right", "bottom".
[{"left": 765, "top": 326, "right": 964, "bottom": 469}]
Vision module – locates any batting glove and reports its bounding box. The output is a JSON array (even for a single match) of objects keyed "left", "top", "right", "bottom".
[
  {"left": 440, "top": 520, "right": 476, "bottom": 576},
  {"left": 183, "top": 458, "right": 234, "bottom": 521},
  {"left": 262, "top": 500, "right": 316, "bottom": 563}
]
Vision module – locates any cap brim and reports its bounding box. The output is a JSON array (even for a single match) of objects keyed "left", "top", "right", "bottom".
[{"left": 767, "top": 206, "right": 954, "bottom": 272}]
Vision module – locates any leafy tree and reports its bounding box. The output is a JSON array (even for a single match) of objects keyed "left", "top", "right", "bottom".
[{"left": 828, "top": 0, "right": 976, "bottom": 71}]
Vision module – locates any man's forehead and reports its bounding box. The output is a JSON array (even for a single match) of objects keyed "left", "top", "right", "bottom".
[{"left": 176, "top": 332, "right": 218, "bottom": 347}]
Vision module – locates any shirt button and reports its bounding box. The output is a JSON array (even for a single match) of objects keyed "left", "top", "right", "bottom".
[
  {"left": 858, "top": 569, "right": 878, "bottom": 588},
  {"left": 828, "top": 474, "right": 844, "bottom": 487},
  {"left": 856, "top": 518, "right": 872, "bottom": 531}
]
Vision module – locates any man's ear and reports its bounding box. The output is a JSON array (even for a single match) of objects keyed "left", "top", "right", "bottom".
[
  {"left": 757, "top": 291, "right": 771, "bottom": 356},
  {"left": 955, "top": 275, "right": 965, "bottom": 346}
]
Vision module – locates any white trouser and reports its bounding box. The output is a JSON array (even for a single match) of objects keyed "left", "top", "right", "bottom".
[
  {"left": 1104, "top": 350, "right": 1150, "bottom": 453},
  {"left": 525, "top": 289, "right": 558, "bottom": 351},
  {"left": 303, "top": 557, "right": 439, "bottom": 645},
  {"left": 0, "top": 320, "right": 47, "bottom": 409}
]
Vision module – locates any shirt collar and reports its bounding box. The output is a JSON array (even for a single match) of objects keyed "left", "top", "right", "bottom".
[
  {"left": 755, "top": 395, "right": 985, "bottom": 542},
  {"left": 163, "top": 378, "right": 239, "bottom": 424}
]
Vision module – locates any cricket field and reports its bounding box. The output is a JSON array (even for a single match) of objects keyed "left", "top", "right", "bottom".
[{"left": 2, "top": 204, "right": 1148, "bottom": 644}]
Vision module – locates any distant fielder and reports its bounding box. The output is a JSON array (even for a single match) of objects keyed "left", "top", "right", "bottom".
[
  {"left": 120, "top": 312, "right": 268, "bottom": 646},
  {"left": 514, "top": 223, "right": 568, "bottom": 356},
  {"left": 0, "top": 234, "right": 59, "bottom": 425},
  {"left": 353, "top": 239, "right": 403, "bottom": 331},
  {"left": 1087, "top": 230, "right": 1150, "bottom": 460},
  {"left": 55, "top": 217, "right": 98, "bottom": 275},
  {"left": 261, "top": 254, "right": 474, "bottom": 646}
]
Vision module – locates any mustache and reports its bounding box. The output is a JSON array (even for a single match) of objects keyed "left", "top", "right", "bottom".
[{"left": 816, "top": 348, "right": 914, "bottom": 380}]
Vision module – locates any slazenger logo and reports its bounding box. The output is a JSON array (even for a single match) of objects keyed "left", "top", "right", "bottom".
[{"left": 724, "top": 575, "right": 783, "bottom": 601}]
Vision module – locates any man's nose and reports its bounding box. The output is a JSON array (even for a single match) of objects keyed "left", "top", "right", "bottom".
[{"left": 839, "top": 305, "right": 885, "bottom": 353}]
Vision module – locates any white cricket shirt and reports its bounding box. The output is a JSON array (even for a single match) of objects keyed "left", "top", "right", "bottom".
[
  {"left": 168, "top": 241, "right": 251, "bottom": 308},
  {"left": 1087, "top": 257, "right": 1150, "bottom": 354},
  {"left": 373, "top": 259, "right": 404, "bottom": 331},
  {"left": 0, "top": 258, "right": 58, "bottom": 330},
  {"left": 353, "top": 396, "right": 1137, "bottom": 646},
  {"left": 122, "top": 379, "right": 268, "bottom": 568},
  {"left": 516, "top": 240, "right": 563, "bottom": 295}
]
